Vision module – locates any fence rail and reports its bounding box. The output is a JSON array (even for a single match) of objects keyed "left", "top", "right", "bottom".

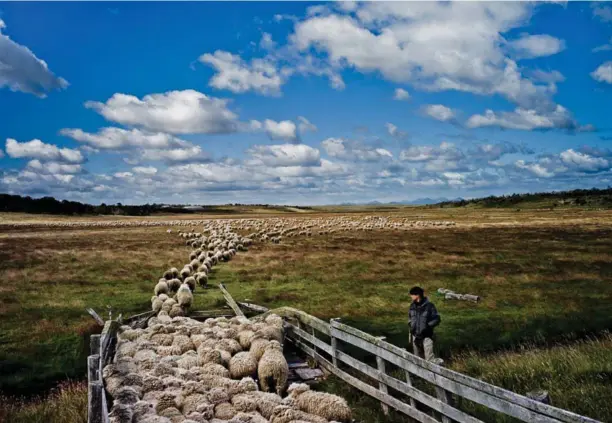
[{"left": 262, "top": 306, "right": 601, "bottom": 423}]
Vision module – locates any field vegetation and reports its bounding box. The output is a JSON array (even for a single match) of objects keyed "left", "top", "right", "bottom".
[{"left": 0, "top": 206, "right": 611, "bottom": 422}]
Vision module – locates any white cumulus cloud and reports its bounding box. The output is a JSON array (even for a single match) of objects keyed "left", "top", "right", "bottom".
[
  {"left": 199, "top": 50, "right": 284, "bottom": 96},
  {"left": 508, "top": 34, "right": 565, "bottom": 59},
  {"left": 423, "top": 105, "right": 455, "bottom": 122},
  {"left": 0, "top": 19, "right": 68, "bottom": 97},
  {"left": 393, "top": 88, "right": 410, "bottom": 101},
  {"left": 85, "top": 90, "right": 239, "bottom": 134},
  {"left": 60, "top": 127, "right": 189, "bottom": 150},
  {"left": 132, "top": 166, "right": 158, "bottom": 175},
  {"left": 5, "top": 138, "right": 84, "bottom": 163},
  {"left": 321, "top": 138, "right": 393, "bottom": 162},
  {"left": 591, "top": 61, "right": 612, "bottom": 84},
  {"left": 247, "top": 143, "right": 321, "bottom": 167},
  {"left": 466, "top": 105, "right": 590, "bottom": 131}
]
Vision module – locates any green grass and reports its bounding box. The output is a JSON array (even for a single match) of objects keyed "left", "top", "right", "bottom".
[
  {"left": 1, "top": 209, "right": 612, "bottom": 422},
  {"left": 451, "top": 334, "right": 612, "bottom": 422}
]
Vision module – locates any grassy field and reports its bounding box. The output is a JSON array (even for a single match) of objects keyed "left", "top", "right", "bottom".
[{"left": 0, "top": 208, "right": 611, "bottom": 422}]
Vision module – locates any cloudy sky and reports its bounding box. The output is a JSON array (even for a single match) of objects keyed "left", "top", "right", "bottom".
[{"left": 0, "top": 1, "right": 611, "bottom": 205}]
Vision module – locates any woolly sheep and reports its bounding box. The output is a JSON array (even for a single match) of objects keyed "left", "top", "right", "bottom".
[
  {"left": 217, "top": 337, "right": 241, "bottom": 354},
  {"left": 198, "top": 347, "right": 224, "bottom": 366},
  {"left": 137, "top": 416, "right": 172, "bottom": 423},
  {"left": 228, "top": 412, "right": 268, "bottom": 423},
  {"left": 215, "top": 402, "right": 238, "bottom": 420},
  {"left": 182, "top": 393, "right": 210, "bottom": 415},
  {"left": 172, "top": 334, "right": 195, "bottom": 354},
  {"left": 195, "top": 272, "right": 208, "bottom": 288},
  {"left": 237, "top": 330, "right": 255, "bottom": 350},
  {"left": 163, "top": 269, "right": 175, "bottom": 280},
  {"left": 249, "top": 336, "right": 271, "bottom": 361},
  {"left": 202, "top": 362, "right": 230, "bottom": 378},
  {"left": 257, "top": 340, "right": 288, "bottom": 395},
  {"left": 184, "top": 276, "right": 197, "bottom": 292},
  {"left": 285, "top": 383, "right": 352, "bottom": 422},
  {"left": 152, "top": 297, "right": 164, "bottom": 313},
  {"left": 166, "top": 278, "right": 181, "bottom": 292},
  {"left": 229, "top": 351, "right": 258, "bottom": 379},
  {"left": 154, "top": 280, "right": 169, "bottom": 296},
  {"left": 255, "top": 325, "right": 283, "bottom": 344},
  {"left": 133, "top": 400, "right": 155, "bottom": 420},
  {"left": 177, "top": 283, "right": 193, "bottom": 308},
  {"left": 270, "top": 406, "right": 328, "bottom": 423},
  {"left": 207, "top": 386, "right": 230, "bottom": 405},
  {"left": 109, "top": 403, "right": 133, "bottom": 423},
  {"left": 265, "top": 314, "right": 284, "bottom": 329},
  {"left": 158, "top": 406, "right": 183, "bottom": 423},
  {"left": 114, "top": 386, "right": 140, "bottom": 405},
  {"left": 180, "top": 268, "right": 191, "bottom": 280},
  {"left": 169, "top": 304, "right": 184, "bottom": 318}
]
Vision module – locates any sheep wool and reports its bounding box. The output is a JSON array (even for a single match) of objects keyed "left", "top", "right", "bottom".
[
  {"left": 249, "top": 337, "right": 271, "bottom": 361},
  {"left": 177, "top": 283, "right": 193, "bottom": 308},
  {"left": 286, "top": 383, "right": 352, "bottom": 422},
  {"left": 154, "top": 280, "right": 169, "bottom": 296},
  {"left": 228, "top": 351, "right": 258, "bottom": 379},
  {"left": 257, "top": 341, "right": 289, "bottom": 395},
  {"left": 184, "top": 276, "right": 196, "bottom": 292},
  {"left": 109, "top": 403, "right": 134, "bottom": 423}
]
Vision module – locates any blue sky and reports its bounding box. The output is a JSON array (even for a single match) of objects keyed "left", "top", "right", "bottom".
[{"left": 0, "top": 1, "right": 611, "bottom": 205}]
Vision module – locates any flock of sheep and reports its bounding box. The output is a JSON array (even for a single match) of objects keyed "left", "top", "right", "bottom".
[{"left": 104, "top": 220, "right": 352, "bottom": 423}]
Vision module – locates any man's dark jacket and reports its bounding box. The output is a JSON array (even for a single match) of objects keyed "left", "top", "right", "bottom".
[{"left": 409, "top": 297, "right": 441, "bottom": 339}]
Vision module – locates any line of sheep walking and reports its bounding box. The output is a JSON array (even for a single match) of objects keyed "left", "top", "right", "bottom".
[{"left": 104, "top": 221, "right": 353, "bottom": 423}]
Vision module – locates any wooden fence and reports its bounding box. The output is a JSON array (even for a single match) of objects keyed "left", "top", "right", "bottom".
[
  {"left": 87, "top": 301, "right": 601, "bottom": 423},
  {"left": 253, "top": 306, "right": 601, "bottom": 423}
]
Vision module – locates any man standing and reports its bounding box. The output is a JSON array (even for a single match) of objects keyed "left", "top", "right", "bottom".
[{"left": 409, "top": 286, "right": 441, "bottom": 361}]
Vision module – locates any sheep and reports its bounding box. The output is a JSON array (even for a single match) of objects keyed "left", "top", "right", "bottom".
[
  {"left": 184, "top": 276, "right": 197, "bottom": 292},
  {"left": 190, "top": 259, "right": 201, "bottom": 270},
  {"left": 167, "top": 278, "right": 182, "bottom": 293},
  {"left": 114, "top": 386, "right": 140, "bottom": 405},
  {"left": 172, "top": 334, "right": 195, "bottom": 354},
  {"left": 249, "top": 336, "right": 271, "bottom": 361},
  {"left": 182, "top": 393, "right": 210, "bottom": 415},
  {"left": 257, "top": 340, "right": 288, "bottom": 395},
  {"left": 265, "top": 314, "right": 284, "bottom": 329},
  {"left": 237, "top": 330, "right": 255, "bottom": 349},
  {"left": 207, "top": 387, "right": 230, "bottom": 405},
  {"left": 151, "top": 297, "right": 164, "bottom": 313},
  {"left": 270, "top": 406, "right": 328, "bottom": 423},
  {"left": 284, "top": 383, "right": 352, "bottom": 422},
  {"left": 158, "top": 406, "right": 183, "bottom": 423},
  {"left": 180, "top": 267, "right": 192, "bottom": 279},
  {"left": 169, "top": 304, "right": 184, "bottom": 318},
  {"left": 198, "top": 347, "right": 224, "bottom": 366},
  {"left": 255, "top": 325, "right": 283, "bottom": 344},
  {"left": 109, "top": 403, "right": 133, "bottom": 423},
  {"left": 215, "top": 402, "right": 238, "bottom": 420},
  {"left": 195, "top": 272, "right": 208, "bottom": 288},
  {"left": 177, "top": 283, "right": 193, "bottom": 308},
  {"left": 202, "top": 362, "right": 230, "bottom": 378},
  {"left": 163, "top": 269, "right": 175, "bottom": 280},
  {"left": 229, "top": 351, "right": 258, "bottom": 379},
  {"left": 154, "top": 280, "right": 169, "bottom": 296},
  {"left": 228, "top": 412, "right": 268, "bottom": 423},
  {"left": 217, "top": 338, "right": 241, "bottom": 354}
]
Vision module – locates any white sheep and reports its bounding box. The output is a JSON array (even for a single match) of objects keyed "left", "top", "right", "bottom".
[
  {"left": 284, "top": 383, "right": 352, "bottom": 422},
  {"left": 228, "top": 351, "right": 258, "bottom": 379},
  {"left": 177, "top": 283, "right": 193, "bottom": 308},
  {"left": 257, "top": 340, "right": 288, "bottom": 395}
]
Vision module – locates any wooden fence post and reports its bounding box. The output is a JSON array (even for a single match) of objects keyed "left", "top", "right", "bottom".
[
  {"left": 402, "top": 348, "right": 417, "bottom": 409},
  {"left": 330, "top": 318, "right": 340, "bottom": 367},
  {"left": 376, "top": 337, "right": 390, "bottom": 416},
  {"left": 90, "top": 334, "right": 100, "bottom": 355},
  {"left": 434, "top": 360, "right": 453, "bottom": 423},
  {"left": 88, "top": 380, "right": 104, "bottom": 423}
]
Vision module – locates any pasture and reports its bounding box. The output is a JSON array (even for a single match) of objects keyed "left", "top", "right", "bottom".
[{"left": 1, "top": 207, "right": 611, "bottom": 422}]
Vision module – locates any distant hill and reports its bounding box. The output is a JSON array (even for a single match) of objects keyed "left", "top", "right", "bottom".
[{"left": 433, "top": 187, "right": 612, "bottom": 209}]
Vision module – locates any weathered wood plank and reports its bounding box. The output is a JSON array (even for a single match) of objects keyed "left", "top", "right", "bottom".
[
  {"left": 286, "top": 323, "right": 333, "bottom": 355},
  {"left": 100, "top": 320, "right": 120, "bottom": 367},
  {"left": 88, "top": 381, "right": 104, "bottom": 423},
  {"left": 88, "top": 354, "right": 100, "bottom": 384},
  {"left": 330, "top": 323, "right": 564, "bottom": 423},
  {"left": 330, "top": 320, "right": 599, "bottom": 423},
  {"left": 90, "top": 334, "right": 101, "bottom": 356},
  {"left": 219, "top": 284, "right": 245, "bottom": 317},
  {"left": 333, "top": 348, "right": 484, "bottom": 423},
  {"left": 376, "top": 355, "right": 390, "bottom": 416},
  {"left": 238, "top": 302, "right": 269, "bottom": 313},
  {"left": 86, "top": 308, "right": 105, "bottom": 326},
  {"left": 290, "top": 337, "right": 439, "bottom": 423}
]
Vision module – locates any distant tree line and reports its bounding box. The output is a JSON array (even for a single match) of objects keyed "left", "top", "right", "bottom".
[
  {"left": 0, "top": 194, "right": 313, "bottom": 216},
  {"left": 433, "top": 187, "right": 612, "bottom": 209}
]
